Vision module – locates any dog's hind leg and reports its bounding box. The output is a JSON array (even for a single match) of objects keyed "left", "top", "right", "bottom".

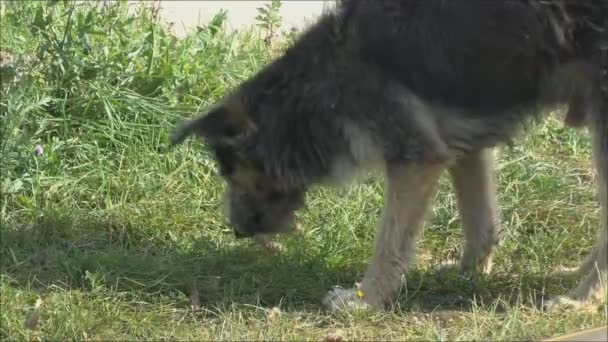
[
  {"left": 546, "top": 74, "right": 608, "bottom": 311},
  {"left": 449, "top": 148, "right": 501, "bottom": 274},
  {"left": 323, "top": 162, "right": 445, "bottom": 312},
  {"left": 546, "top": 215, "right": 607, "bottom": 311},
  {"left": 553, "top": 249, "right": 599, "bottom": 278}
]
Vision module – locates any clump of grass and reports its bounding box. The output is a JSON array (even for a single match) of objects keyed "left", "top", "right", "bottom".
[
  {"left": 0, "top": 0, "right": 278, "bottom": 222},
  {"left": 1, "top": 1, "right": 606, "bottom": 341}
]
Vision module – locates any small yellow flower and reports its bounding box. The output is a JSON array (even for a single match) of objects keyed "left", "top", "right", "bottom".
[{"left": 356, "top": 289, "right": 365, "bottom": 298}]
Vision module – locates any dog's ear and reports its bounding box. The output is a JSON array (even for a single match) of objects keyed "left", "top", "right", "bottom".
[{"left": 170, "top": 103, "right": 256, "bottom": 146}]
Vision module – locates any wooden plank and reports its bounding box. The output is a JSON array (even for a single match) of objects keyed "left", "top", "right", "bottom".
[{"left": 543, "top": 326, "right": 607, "bottom": 342}]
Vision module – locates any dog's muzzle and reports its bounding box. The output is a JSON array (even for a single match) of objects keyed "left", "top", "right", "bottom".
[{"left": 233, "top": 229, "right": 254, "bottom": 239}]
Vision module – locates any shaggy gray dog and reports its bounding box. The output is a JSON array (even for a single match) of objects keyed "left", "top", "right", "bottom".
[{"left": 171, "top": 0, "right": 607, "bottom": 312}]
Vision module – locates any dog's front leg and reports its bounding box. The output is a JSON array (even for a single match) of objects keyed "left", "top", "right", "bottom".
[
  {"left": 323, "top": 163, "right": 445, "bottom": 312},
  {"left": 449, "top": 148, "right": 501, "bottom": 274}
]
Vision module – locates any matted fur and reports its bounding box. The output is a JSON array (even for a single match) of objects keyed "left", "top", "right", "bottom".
[{"left": 170, "top": 0, "right": 608, "bottom": 311}]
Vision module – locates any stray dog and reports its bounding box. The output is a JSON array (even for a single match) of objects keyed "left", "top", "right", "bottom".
[{"left": 170, "top": 0, "right": 607, "bottom": 312}]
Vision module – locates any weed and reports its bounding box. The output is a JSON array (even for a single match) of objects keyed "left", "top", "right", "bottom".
[{"left": 255, "top": 0, "right": 283, "bottom": 48}]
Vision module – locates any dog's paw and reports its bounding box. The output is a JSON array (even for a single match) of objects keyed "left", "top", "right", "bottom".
[
  {"left": 543, "top": 295, "right": 593, "bottom": 312},
  {"left": 322, "top": 286, "right": 370, "bottom": 313},
  {"left": 550, "top": 266, "right": 583, "bottom": 279},
  {"left": 457, "top": 254, "right": 495, "bottom": 275},
  {"left": 432, "top": 260, "right": 459, "bottom": 272},
  {"left": 461, "top": 260, "right": 494, "bottom": 275},
  {"left": 433, "top": 259, "right": 491, "bottom": 277},
  {"left": 254, "top": 234, "right": 285, "bottom": 255},
  {"left": 260, "top": 240, "right": 286, "bottom": 254}
]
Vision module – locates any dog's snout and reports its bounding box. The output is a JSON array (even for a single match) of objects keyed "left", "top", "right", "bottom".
[{"left": 233, "top": 229, "right": 253, "bottom": 239}]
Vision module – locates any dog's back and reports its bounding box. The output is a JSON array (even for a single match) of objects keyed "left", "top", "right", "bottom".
[
  {"left": 323, "top": 0, "right": 607, "bottom": 156},
  {"left": 342, "top": 0, "right": 605, "bottom": 110}
]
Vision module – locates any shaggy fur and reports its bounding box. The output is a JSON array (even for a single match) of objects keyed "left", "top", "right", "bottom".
[{"left": 170, "top": 0, "right": 608, "bottom": 311}]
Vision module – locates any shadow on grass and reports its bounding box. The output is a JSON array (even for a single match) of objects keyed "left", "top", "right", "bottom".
[
  {"left": 0, "top": 211, "right": 578, "bottom": 314},
  {"left": 393, "top": 267, "right": 576, "bottom": 314},
  {"left": 0, "top": 211, "right": 364, "bottom": 313}
]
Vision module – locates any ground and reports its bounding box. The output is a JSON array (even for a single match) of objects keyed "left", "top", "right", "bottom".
[{"left": 1, "top": 2, "right": 606, "bottom": 341}]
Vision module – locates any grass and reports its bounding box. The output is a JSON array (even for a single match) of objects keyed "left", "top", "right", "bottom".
[{"left": 1, "top": 1, "right": 606, "bottom": 340}]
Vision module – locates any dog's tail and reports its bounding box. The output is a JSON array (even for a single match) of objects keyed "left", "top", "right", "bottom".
[
  {"left": 586, "top": 39, "right": 608, "bottom": 280},
  {"left": 570, "top": 0, "right": 608, "bottom": 241},
  {"left": 593, "top": 72, "right": 608, "bottom": 245}
]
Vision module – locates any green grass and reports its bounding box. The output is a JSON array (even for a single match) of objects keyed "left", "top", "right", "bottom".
[{"left": 1, "top": 1, "right": 606, "bottom": 340}]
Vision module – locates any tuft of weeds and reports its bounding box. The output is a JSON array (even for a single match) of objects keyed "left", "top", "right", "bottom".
[{"left": 1, "top": 1, "right": 606, "bottom": 341}]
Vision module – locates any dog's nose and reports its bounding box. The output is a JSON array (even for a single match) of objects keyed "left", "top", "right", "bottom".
[{"left": 233, "top": 230, "right": 253, "bottom": 239}]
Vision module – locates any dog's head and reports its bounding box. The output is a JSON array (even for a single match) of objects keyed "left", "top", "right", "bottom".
[{"left": 169, "top": 99, "right": 305, "bottom": 238}]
